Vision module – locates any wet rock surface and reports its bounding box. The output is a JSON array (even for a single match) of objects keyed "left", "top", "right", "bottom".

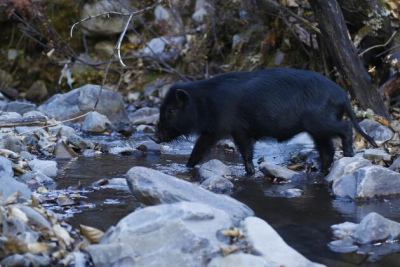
[{"left": 126, "top": 166, "right": 254, "bottom": 225}]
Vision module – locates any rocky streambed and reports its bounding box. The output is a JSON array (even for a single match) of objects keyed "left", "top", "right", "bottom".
[{"left": 1, "top": 84, "right": 400, "bottom": 266}]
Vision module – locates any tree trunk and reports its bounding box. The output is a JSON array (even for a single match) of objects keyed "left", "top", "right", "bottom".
[{"left": 309, "top": 0, "right": 390, "bottom": 119}]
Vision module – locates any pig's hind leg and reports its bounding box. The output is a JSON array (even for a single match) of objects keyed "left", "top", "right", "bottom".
[
  {"left": 232, "top": 133, "right": 256, "bottom": 175},
  {"left": 312, "top": 136, "right": 335, "bottom": 172},
  {"left": 187, "top": 132, "right": 219, "bottom": 168}
]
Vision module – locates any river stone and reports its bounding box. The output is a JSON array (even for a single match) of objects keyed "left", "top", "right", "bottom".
[
  {"left": 359, "top": 119, "right": 394, "bottom": 145},
  {"left": 353, "top": 212, "right": 400, "bottom": 244},
  {"left": 201, "top": 176, "right": 234, "bottom": 194},
  {"left": 208, "top": 253, "right": 271, "bottom": 267},
  {"left": 126, "top": 167, "right": 254, "bottom": 224},
  {"left": 280, "top": 188, "right": 302, "bottom": 198},
  {"left": 25, "top": 80, "right": 48, "bottom": 102},
  {"left": 54, "top": 140, "right": 77, "bottom": 159},
  {"left": 80, "top": 0, "right": 133, "bottom": 36},
  {"left": 325, "top": 156, "right": 371, "bottom": 184},
  {"left": 241, "top": 217, "right": 324, "bottom": 267},
  {"left": 0, "top": 176, "right": 32, "bottom": 202},
  {"left": 82, "top": 111, "right": 114, "bottom": 133},
  {"left": 389, "top": 156, "right": 400, "bottom": 171},
  {"left": 86, "top": 202, "right": 233, "bottom": 267},
  {"left": 1, "top": 101, "right": 37, "bottom": 115},
  {"left": 259, "top": 160, "right": 298, "bottom": 180},
  {"left": 48, "top": 125, "right": 76, "bottom": 139},
  {"left": 143, "top": 36, "right": 186, "bottom": 65},
  {"left": 68, "top": 134, "right": 90, "bottom": 150},
  {"left": 0, "top": 253, "right": 51, "bottom": 267},
  {"left": 38, "top": 84, "right": 130, "bottom": 124},
  {"left": 0, "top": 133, "right": 27, "bottom": 153},
  {"left": 198, "top": 159, "right": 232, "bottom": 182},
  {"left": 136, "top": 124, "right": 155, "bottom": 133},
  {"left": 137, "top": 140, "right": 161, "bottom": 152},
  {"left": 363, "top": 149, "right": 392, "bottom": 162},
  {"left": 19, "top": 205, "right": 52, "bottom": 229},
  {"left": 332, "top": 165, "right": 400, "bottom": 199},
  {"left": 28, "top": 159, "right": 57, "bottom": 178}
]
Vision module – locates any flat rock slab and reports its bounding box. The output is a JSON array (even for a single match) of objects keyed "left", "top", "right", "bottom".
[
  {"left": 126, "top": 167, "right": 253, "bottom": 225},
  {"left": 259, "top": 161, "right": 298, "bottom": 180},
  {"left": 86, "top": 202, "right": 233, "bottom": 267}
]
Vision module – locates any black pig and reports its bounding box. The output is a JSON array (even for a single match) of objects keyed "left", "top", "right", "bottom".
[{"left": 153, "top": 68, "right": 377, "bottom": 175}]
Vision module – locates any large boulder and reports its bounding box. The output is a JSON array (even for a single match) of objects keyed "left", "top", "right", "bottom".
[
  {"left": 126, "top": 167, "right": 253, "bottom": 225},
  {"left": 331, "top": 165, "right": 400, "bottom": 199},
  {"left": 38, "top": 84, "right": 130, "bottom": 124},
  {"left": 86, "top": 202, "right": 233, "bottom": 267},
  {"left": 325, "top": 156, "right": 371, "bottom": 184}
]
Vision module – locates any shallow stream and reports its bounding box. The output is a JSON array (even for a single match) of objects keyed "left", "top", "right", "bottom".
[{"left": 51, "top": 133, "right": 400, "bottom": 266}]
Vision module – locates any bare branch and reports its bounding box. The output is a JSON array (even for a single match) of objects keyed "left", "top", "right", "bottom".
[
  {"left": 359, "top": 31, "right": 398, "bottom": 57},
  {"left": 116, "top": 12, "right": 134, "bottom": 67}
]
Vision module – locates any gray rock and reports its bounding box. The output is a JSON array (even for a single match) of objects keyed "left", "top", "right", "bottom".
[
  {"left": 19, "top": 205, "right": 52, "bottom": 229},
  {"left": 38, "top": 84, "right": 130, "bottom": 124},
  {"left": 48, "top": 125, "right": 76, "bottom": 138},
  {"left": 1, "top": 101, "right": 37, "bottom": 115},
  {"left": 80, "top": 0, "right": 132, "bottom": 36},
  {"left": 363, "top": 149, "right": 392, "bottom": 162},
  {"left": 19, "top": 170, "right": 55, "bottom": 185},
  {"left": 201, "top": 176, "right": 234, "bottom": 194},
  {"left": 0, "top": 157, "right": 31, "bottom": 201},
  {"left": 208, "top": 253, "right": 271, "bottom": 267},
  {"left": 0, "top": 156, "right": 14, "bottom": 178},
  {"left": 86, "top": 202, "right": 233, "bottom": 267},
  {"left": 325, "top": 156, "right": 371, "bottom": 184},
  {"left": 259, "top": 161, "right": 298, "bottom": 180},
  {"left": 137, "top": 140, "right": 161, "bottom": 152},
  {"left": 54, "top": 140, "right": 78, "bottom": 159},
  {"left": 25, "top": 80, "right": 48, "bottom": 102},
  {"left": 198, "top": 159, "right": 232, "bottom": 182},
  {"left": 353, "top": 212, "right": 400, "bottom": 244},
  {"left": 130, "top": 107, "right": 159, "bottom": 125},
  {"left": 82, "top": 111, "right": 113, "bottom": 133},
  {"left": 22, "top": 110, "right": 45, "bottom": 118},
  {"left": 38, "top": 137, "right": 55, "bottom": 153},
  {"left": 143, "top": 36, "right": 186, "bottom": 65},
  {"left": 332, "top": 165, "right": 400, "bottom": 199},
  {"left": 0, "top": 111, "right": 21, "bottom": 120},
  {"left": 359, "top": 119, "right": 394, "bottom": 145},
  {"left": 20, "top": 151, "right": 36, "bottom": 161},
  {"left": 0, "top": 133, "right": 27, "bottom": 153},
  {"left": 126, "top": 167, "right": 253, "bottom": 224},
  {"left": 68, "top": 134, "right": 90, "bottom": 149},
  {"left": 28, "top": 159, "right": 57, "bottom": 178},
  {"left": 94, "top": 41, "right": 115, "bottom": 57},
  {"left": 389, "top": 156, "right": 400, "bottom": 171},
  {"left": 241, "top": 217, "right": 324, "bottom": 267},
  {"left": 329, "top": 213, "right": 400, "bottom": 255}
]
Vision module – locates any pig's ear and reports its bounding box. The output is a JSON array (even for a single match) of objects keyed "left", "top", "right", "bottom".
[{"left": 175, "top": 89, "right": 190, "bottom": 106}]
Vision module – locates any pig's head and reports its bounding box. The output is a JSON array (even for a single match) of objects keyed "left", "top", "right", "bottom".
[{"left": 153, "top": 88, "right": 194, "bottom": 143}]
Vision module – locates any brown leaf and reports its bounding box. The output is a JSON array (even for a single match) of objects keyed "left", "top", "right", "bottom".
[
  {"left": 80, "top": 224, "right": 104, "bottom": 244},
  {"left": 3, "top": 192, "right": 21, "bottom": 206}
]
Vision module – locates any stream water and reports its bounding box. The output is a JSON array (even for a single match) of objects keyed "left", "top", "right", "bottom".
[{"left": 51, "top": 133, "right": 400, "bottom": 267}]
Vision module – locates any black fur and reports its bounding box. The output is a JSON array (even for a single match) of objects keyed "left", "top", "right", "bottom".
[{"left": 154, "top": 68, "right": 378, "bottom": 175}]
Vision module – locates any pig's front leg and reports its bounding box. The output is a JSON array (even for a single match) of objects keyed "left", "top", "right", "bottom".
[{"left": 186, "top": 132, "right": 219, "bottom": 168}]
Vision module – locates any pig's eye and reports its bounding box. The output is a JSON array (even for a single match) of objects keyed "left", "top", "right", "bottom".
[{"left": 168, "top": 108, "right": 175, "bottom": 114}]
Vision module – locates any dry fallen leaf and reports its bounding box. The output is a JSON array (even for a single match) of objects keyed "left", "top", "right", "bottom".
[
  {"left": 220, "top": 245, "right": 240, "bottom": 256},
  {"left": 27, "top": 242, "right": 49, "bottom": 254},
  {"left": 3, "top": 192, "right": 21, "bottom": 206},
  {"left": 80, "top": 224, "right": 104, "bottom": 244},
  {"left": 53, "top": 224, "right": 74, "bottom": 247},
  {"left": 9, "top": 206, "right": 28, "bottom": 224},
  {"left": 221, "top": 228, "right": 244, "bottom": 239}
]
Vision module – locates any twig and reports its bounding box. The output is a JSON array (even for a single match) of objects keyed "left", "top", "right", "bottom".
[
  {"left": 359, "top": 31, "right": 398, "bottom": 57},
  {"left": 116, "top": 12, "right": 134, "bottom": 67},
  {"left": 19, "top": 111, "right": 93, "bottom": 136}
]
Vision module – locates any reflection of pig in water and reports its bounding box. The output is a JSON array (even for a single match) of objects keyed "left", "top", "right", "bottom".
[{"left": 153, "top": 68, "right": 377, "bottom": 175}]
